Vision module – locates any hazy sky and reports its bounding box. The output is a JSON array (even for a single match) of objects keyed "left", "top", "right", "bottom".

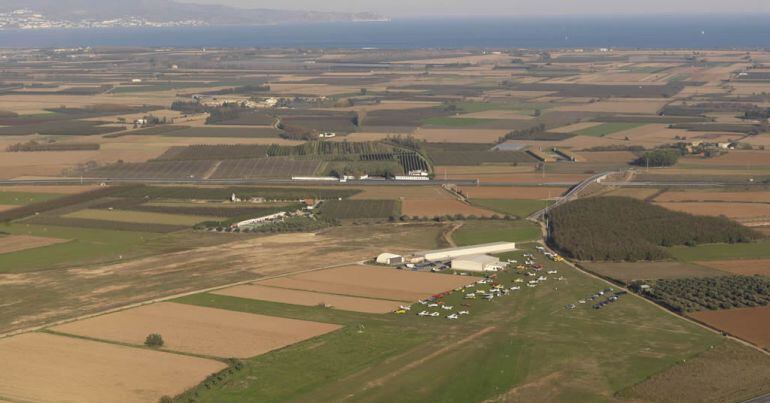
[{"left": 179, "top": 0, "right": 770, "bottom": 17}]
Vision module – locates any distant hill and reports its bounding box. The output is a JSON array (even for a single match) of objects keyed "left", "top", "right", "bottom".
[{"left": 0, "top": 0, "right": 386, "bottom": 29}]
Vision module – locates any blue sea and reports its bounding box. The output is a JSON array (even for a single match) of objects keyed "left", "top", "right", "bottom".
[{"left": 1, "top": 15, "right": 770, "bottom": 49}]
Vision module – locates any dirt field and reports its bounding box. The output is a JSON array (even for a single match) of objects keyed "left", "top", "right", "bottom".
[
  {"left": 550, "top": 122, "right": 603, "bottom": 133},
  {"left": 694, "top": 259, "right": 770, "bottom": 277},
  {"left": 0, "top": 185, "right": 98, "bottom": 194},
  {"left": 600, "top": 187, "right": 661, "bottom": 200},
  {"left": 350, "top": 185, "right": 454, "bottom": 201},
  {"left": 402, "top": 199, "right": 496, "bottom": 217},
  {"left": 457, "top": 186, "right": 567, "bottom": 200},
  {"left": 411, "top": 128, "right": 508, "bottom": 143},
  {"left": 0, "top": 235, "right": 70, "bottom": 255},
  {"left": 655, "top": 191, "right": 770, "bottom": 203},
  {"left": 213, "top": 284, "right": 406, "bottom": 313},
  {"left": 0, "top": 332, "right": 225, "bottom": 403},
  {"left": 691, "top": 306, "right": 770, "bottom": 349},
  {"left": 655, "top": 202, "right": 770, "bottom": 219},
  {"left": 259, "top": 265, "right": 477, "bottom": 302},
  {"left": 679, "top": 151, "right": 770, "bottom": 167},
  {"left": 576, "top": 151, "right": 638, "bottom": 163},
  {"left": 584, "top": 261, "right": 728, "bottom": 283},
  {"left": 554, "top": 99, "right": 668, "bottom": 114},
  {"left": 52, "top": 302, "right": 341, "bottom": 358}
]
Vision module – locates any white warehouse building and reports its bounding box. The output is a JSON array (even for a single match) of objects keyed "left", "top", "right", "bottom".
[
  {"left": 417, "top": 242, "right": 517, "bottom": 262},
  {"left": 376, "top": 253, "right": 404, "bottom": 265},
  {"left": 451, "top": 254, "right": 505, "bottom": 272}
]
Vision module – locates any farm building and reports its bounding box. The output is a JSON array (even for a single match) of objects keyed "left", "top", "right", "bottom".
[
  {"left": 376, "top": 253, "right": 404, "bottom": 265},
  {"left": 417, "top": 242, "right": 517, "bottom": 262},
  {"left": 451, "top": 255, "right": 505, "bottom": 272}
]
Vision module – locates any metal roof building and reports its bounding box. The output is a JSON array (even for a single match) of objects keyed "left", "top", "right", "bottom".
[
  {"left": 451, "top": 254, "right": 504, "bottom": 272},
  {"left": 416, "top": 242, "right": 517, "bottom": 262},
  {"left": 376, "top": 253, "right": 404, "bottom": 265}
]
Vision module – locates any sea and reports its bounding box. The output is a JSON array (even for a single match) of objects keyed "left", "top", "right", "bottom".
[{"left": 1, "top": 15, "right": 770, "bottom": 49}]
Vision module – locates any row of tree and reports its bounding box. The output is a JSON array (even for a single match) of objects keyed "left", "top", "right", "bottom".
[{"left": 634, "top": 276, "right": 770, "bottom": 312}]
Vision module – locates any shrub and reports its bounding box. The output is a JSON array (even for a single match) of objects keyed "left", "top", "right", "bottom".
[{"left": 145, "top": 333, "right": 164, "bottom": 348}]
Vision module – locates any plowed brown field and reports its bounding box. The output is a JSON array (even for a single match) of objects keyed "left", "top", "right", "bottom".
[
  {"left": 213, "top": 284, "right": 405, "bottom": 313},
  {"left": 259, "top": 265, "right": 477, "bottom": 302},
  {"left": 51, "top": 302, "right": 341, "bottom": 358},
  {"left": 691, "top": 306, "right": 770, "bottom": 349},
  {"left": 0, "top": 332, "right": 225, "bottom": 403}
]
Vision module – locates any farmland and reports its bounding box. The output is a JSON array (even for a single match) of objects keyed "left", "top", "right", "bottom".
[{"left": 1, "top": 46, "right": 770, "bottom": 403}]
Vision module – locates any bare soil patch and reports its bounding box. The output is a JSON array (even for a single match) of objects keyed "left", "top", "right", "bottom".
[
  {"left": 402, "top": 199, "right": 496, "bottom": 217},
  {"left": 259, "top": 265, "right": 477, "bottom": 302},
  {"left": 0, "top": 235, "right": 69, "bottom": 255},
  {"left": 691, "top": 306, "right": 770, "bottom": 349},
  {"left": 213, "top": 284, "right": 405, "bottom": 313},
  {"left": 550, "top": 122, "right": 603, "bottom": 133},
  {"left": 350, "top": 185, "right": 454, "bottom": 201},
  {"left": 411, "top": 128, "right": 507, "bottom": 143},
  {"left": 695, "top": 259, "right": 770, "bottom": 277},
  {"left": 0, "top": 332, "right": 225, "bottom": 403},
  {"left": 51, "top": 302, "right": 341, "bottom": 358},
  {"left": 680, "top": 151, "right": 770, "bottom": 167},
  {"left": 576, "top": 151, "right": 637, "bottom": 164},
  {"left": 456, "top": 186, "right": 567, "bottom": 200}
]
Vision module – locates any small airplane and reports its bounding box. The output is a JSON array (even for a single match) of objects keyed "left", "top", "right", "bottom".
[
  {"left": 418, "top": 300, "right": 428, "bottom": 305},
  {"left": 395, "top": 309, "right": 407, "bottom": 314},
  {"left": 428, "top": 303, "right": 439, "bottom": 307},
  {"left": 418, "top": 311, "right": 430, "bottom": 316},
  {"left": 441, "top": 305, "right": 454, "bottom": 310},
  {"left": 399, "top": 305, "right": 411, "bottom": 311},
  {"left": 458, "top": 310, "right": 470, "bottom": 315},
  {"left": 537, "top": 276, "right": 548, "bottom": 282},
  {"left": 464, "top": 293, "right": 476, "bottom": 299},
  {"left": 510, "top": 286, "right": 521, "bottom": 291},
  {"left": 547, "top": 270, "right": 558, "bottom": 274},
  {"left": 527, "top": 284, "right": 538, "bottom": 288},
  {"left": 429, "top": 312, "right": 440, "bottom": 317},
  {"left": 514, "top": 278, "right": 525, "bottom": 283},
  {"left": 447, "top": 313, "right": 459, "bottom": 320},
  {"left": 578, "top": 299, "right": 586, "bottom": 304}
]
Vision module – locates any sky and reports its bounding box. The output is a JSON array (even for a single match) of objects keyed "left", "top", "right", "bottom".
[{"left": 179, "top": 0, "right": 770, "bottom": 17}]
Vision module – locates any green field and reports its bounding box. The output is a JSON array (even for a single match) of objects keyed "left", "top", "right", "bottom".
[
  {"left": 455, "top": 101, "right": 550, "bottom": 114},
  {"left": 452, "top": 220, "right": 541, "bottom": 246},
  {"left": 668, "top": 240, "right": 770, "bottom": 261},
  {"left": 316, "top": 199, "right": 400, "bottom": 219},
  {"left": 573, "top": 122, "right": 646, "bottom": 137},
  {"left": 0, "top": 191, "right": 64, "bottom": 205},
  {"left": 171, "top": 244, "right": 728, "bottom": 402},
  {"left": 63, "top": 209, "right": 222, "bottom": 226},
  {"left": 0, "top": 223, "right": 165, "bottom": 273},
  {"left": 422, "top": 117, "right": 492, "bottom": 127},
  {"left": 470, "top": 199, "right": 553, "bottom": 218}
]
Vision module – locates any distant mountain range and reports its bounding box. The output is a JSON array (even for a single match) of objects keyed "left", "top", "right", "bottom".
[{"left": 0, "top": 0, "right": 388, "bottom": 29}]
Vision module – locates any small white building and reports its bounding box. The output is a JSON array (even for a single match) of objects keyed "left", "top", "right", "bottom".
[
  {"left": 451, "top": 255, "right": 504, "bottom": 272},
  {"left": 376, "top": 253, "right": 404, "bottom": 265}
]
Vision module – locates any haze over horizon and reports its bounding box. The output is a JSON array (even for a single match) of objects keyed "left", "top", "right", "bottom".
[{"left": 178, "top": 0, "right": 770, "bottom": 17}]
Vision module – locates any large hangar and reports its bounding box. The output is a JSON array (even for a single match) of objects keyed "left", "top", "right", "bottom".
[{"left": 416, "top": 242, "right": 517, "bottom": 262}]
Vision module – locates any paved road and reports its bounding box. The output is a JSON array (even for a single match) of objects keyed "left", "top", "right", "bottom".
[{"left": 527, "top": 171, "right": 613, "bottom": 220}]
